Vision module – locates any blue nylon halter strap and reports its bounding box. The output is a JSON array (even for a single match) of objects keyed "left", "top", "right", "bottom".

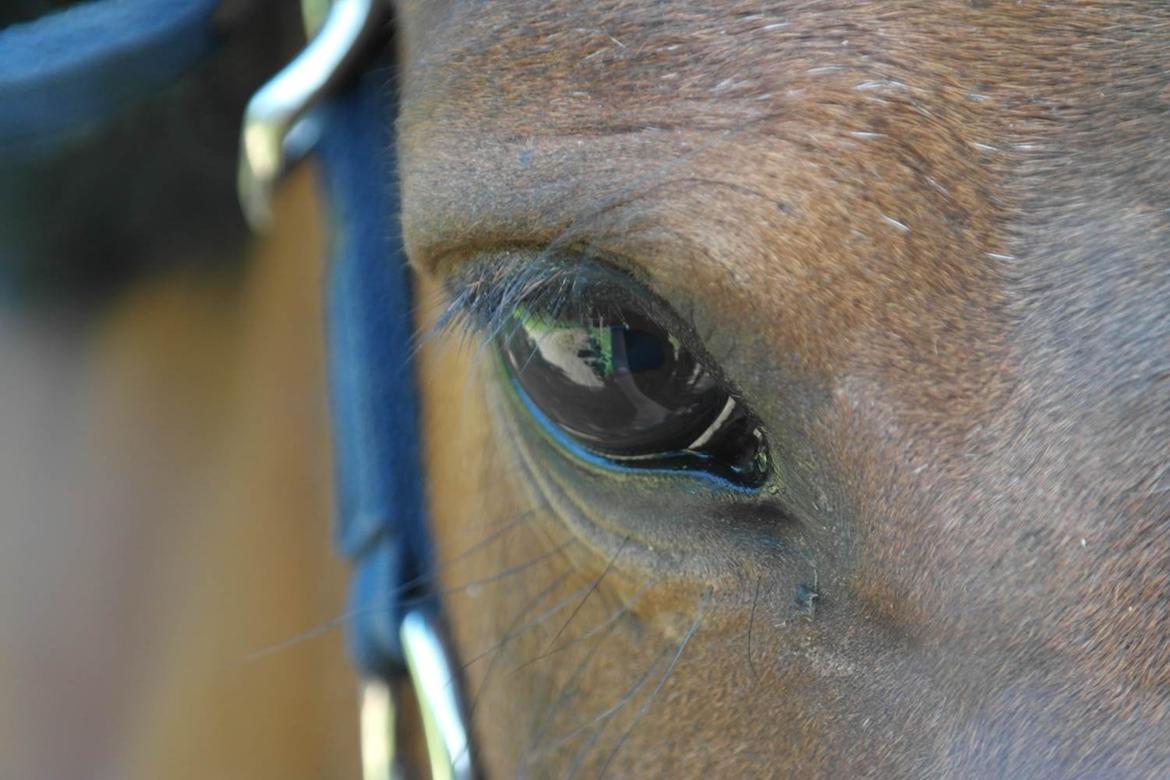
[
  {"left": 316, "top": 55, "right": 437, "bottom": 677},
  {"left": 249, "top": 7, "right": 475, "bottom": 771}
]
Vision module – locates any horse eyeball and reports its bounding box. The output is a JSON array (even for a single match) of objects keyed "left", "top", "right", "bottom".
[{"left": 498, "top": 302, "right": 769, "bottom": 487}]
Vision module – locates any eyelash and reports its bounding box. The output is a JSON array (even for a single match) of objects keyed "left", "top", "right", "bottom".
[
  {"left": 435, "top": 253, "right": 635, "bottom": 350},
  {"left": 434, "top": 252, "right": 772, "bottom": 490}
]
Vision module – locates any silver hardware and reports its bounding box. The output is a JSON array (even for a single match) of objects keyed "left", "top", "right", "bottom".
[
  {"left": 239, "top": 5, "right": 477, "bottom": 777},
  {"left": 361, "top": 611, "right": 474, "bottom": 780},
  {"left": 237, "top": 0, "right": 387, "bottom": 230},
  {"left": 401, "top": 610, "right": 475, "bottom": 780},
  {"left": 361, "top": 679, "right": 404, "bottom": 780}
]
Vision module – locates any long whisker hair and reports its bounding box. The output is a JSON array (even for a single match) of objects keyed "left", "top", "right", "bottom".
[
  {"left": 517, "top": 577, "right": 658, "bottom": 771},
  {"left": 594, "top": 586, "right": 712, "bottom": 777},
  {"left": 516, "top": 585, "right": 712, "bottom": 777},
  {"left": 236, "top": 504, "right": 549, "bottom": 665}
]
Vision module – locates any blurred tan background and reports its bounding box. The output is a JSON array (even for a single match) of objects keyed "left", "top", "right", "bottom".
[{"left": 0, "top": 171, "right": 360, "bottom": 779}]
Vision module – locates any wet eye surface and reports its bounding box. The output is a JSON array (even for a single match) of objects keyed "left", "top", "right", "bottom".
[{"left": 497, "top": 286, "right": 769, "bottom": 488}]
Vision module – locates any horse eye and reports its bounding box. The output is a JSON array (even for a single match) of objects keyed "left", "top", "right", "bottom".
[{"left": 498, "top": 302, "right": 769, "bottom": 487}]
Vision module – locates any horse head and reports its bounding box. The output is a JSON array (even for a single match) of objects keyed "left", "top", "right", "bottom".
[{"left": 395, "top": 1, "right": 1170, "bottom": 775}]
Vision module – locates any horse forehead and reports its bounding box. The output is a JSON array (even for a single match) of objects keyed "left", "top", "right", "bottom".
[
  {"left": 395, "top": 0, "right": 956, "bottom": 139},
  {"left": 393, "top": 1, "right": 998, "bottom": 258},
  {"left": 393, "top": 0, "right": 1039, "bottom": 264},
  {"left": 394, "top": 0, "right": 1169, "bottom": 221}
]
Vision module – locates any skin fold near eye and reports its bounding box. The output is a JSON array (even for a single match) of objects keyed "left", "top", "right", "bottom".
[{"left": 496, "top": 292, "right": 770, "bottom": 487}]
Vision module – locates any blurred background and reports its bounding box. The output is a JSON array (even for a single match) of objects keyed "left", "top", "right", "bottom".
[{"left": 2, "top": 2, "right": 360, "bottom": 777}]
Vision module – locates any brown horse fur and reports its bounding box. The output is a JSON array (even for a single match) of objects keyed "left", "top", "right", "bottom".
[{"left": 396, "top": 1, "right": 1170, "bottom": 776}]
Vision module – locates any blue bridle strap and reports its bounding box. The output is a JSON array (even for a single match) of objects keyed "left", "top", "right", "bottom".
[
  {"left": 296, "top": 14, "right": 474, "bottom": 772},
  {"left": 315, "top": 54, "right": 435, "bottom": 676},
  {"left": 0, "top": 0, "right": 220, "bottom": 158},
  {"left": 243, "top": 10, "right": 476, "bottom": 769}
]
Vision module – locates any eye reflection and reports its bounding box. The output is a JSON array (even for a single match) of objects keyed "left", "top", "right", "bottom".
[{"left": 498, "top": 301, "right": 769, "bottom": 487}]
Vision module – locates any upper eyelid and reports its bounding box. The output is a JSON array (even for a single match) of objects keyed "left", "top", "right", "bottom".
[
  {"left": 434, "top": 250, "right": 720, "bottom": 380},
  {"left": 438, "top": 255, "right": 583, "bottom": 341},
  {"left": 438, "top": 251, "right": 641, "bottom": 342}
]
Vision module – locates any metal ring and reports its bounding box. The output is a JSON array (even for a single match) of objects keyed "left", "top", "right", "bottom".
[
  {"left": 361, "top": 679, "right": 404, "bottom": 780},
  {"left": 237, "top": 0, "right": 387, "bottom": 230},
  {"left": 401, "top": 610, "right": 475, "bottom": 780}
]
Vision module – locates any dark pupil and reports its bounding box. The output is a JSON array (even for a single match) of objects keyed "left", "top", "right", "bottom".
[
  {"left": 502, "top": 307, "right": 724, "bottom": 456},
  {"left": 500, "top": 304, "right": 766, "bottom": 485}
]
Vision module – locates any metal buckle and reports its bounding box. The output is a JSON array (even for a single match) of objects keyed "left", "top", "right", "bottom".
[
  {"left": 237, "top": 3, "right": 476, "bottom": 778},
  {"left": 360, "top": 679, "right": 402, "bottom": 780},
  {"left": 237, "top": 0, "right": 387, "bottom": 230},
  {"left": 360, "top": 610, "right": 474, "bottom": 780},
  {"left": 401, "top": 610, "right": 475, "bottom": 780}
]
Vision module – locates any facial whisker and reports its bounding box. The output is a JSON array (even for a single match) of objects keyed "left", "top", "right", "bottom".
[
  {"left": 463, "top": 569, "right": 577, "bottom": 725},
  {"left": 596, "top": 586, "right": 712, "bottom": 778},
  {"left": 541, "top": 536, "right": 630, "bottom": 655},
  {"left": 235, "top": 510, "right": 545, "bottom": 665},
  {"left": 530, "top": 645, "right": 668, "bottom": 764},
  {"left": 747, "top": 576, "right": 762, "bottom": 681},
  {"left": 519, "top": 587, "right": 648, "bottom": 772},
  {"left": 511, "top": 577, "right": 656, "bottom": 675},
  {"left": 460, "top": 574, "right": 599, "bottom": 673},
  {"left": 436, "top": 538, "right": 575, "bottom": 599}
]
